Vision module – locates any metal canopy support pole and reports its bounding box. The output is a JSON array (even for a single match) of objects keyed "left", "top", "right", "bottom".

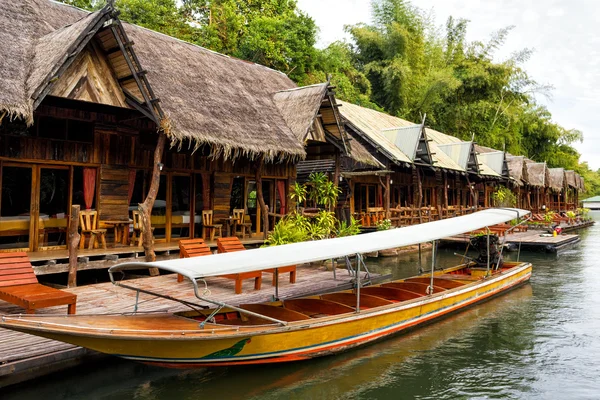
[
  {"left": 428, "top": 240, "right": 436, "bottom": 295},
  {"left": 356, "top": 253, "right": 361, "bottom": 313},
  {"left": 332, "top": 259, "right": 337, "bottom": 280},
  {"left": 274, "top": 267, "right": 279, "bottom": 300},
  {"left": 486, "top": 227, "right": 491, "bottom": 276}
]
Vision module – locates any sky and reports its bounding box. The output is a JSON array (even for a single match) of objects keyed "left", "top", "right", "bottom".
[{"left": 297, "top": 0, "right": 600, "bottom": 170}]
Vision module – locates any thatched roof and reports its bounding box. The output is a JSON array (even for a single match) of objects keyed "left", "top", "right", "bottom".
[
  {"left": 565, "top": 170, "right": 577, "bottom": 188},
  {"left": 580, "top": 176, "right": 585, "bottom": 191},
  {"left": 273, "top": 83, "right": 328, "bottom": 142},
  {"left": 548, "top": 168, "right": 565, "bottom": 191},
  {"left": 0, "top": 0, "right": 317, "bottom": 161},
  {"left": 506, "top": 156, "right": 526, "bottom": 186},
  {"left": 525, "top": 161, "right": 548, "bottom": 188}
]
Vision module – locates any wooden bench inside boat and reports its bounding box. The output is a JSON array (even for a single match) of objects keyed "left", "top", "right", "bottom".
[
  {"left": 405, "top": 277, "right": 466, "bottom": 289},
  {"left": 320, "top": 292, "right": 394, "bottom": 309},
  {"left": 283, "top": 298, "right": 355, "bottom": 317},
  {"left": 217, "top": 237, "right": 263, "bottom": 294},
  {"left": 360, "top": 286, "right": 425, "bottom": 301},
  {"left": 217, "top": 237, "right": 297, "bottom": 287},
  {"left": 239, "top": 303, "right": 311, "bottom": 323},
  {"left": 0, "top": 252, "right": 77, "bottom": 314},
  {"left": 382, "top": 281, "right": 446, "bottom": 295}
]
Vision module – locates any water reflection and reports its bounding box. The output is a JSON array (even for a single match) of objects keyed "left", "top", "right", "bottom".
[{"left": 5, "top": 213, "right": 600, "bottom": 399}]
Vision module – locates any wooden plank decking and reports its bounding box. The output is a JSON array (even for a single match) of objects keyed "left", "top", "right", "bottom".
[
  {"left": 0, "top": 264, "right": 372, "bottom": 388},
  {"left": 28, "top": 238, "right": 266, "bottom": 275},
  {"left": 442, "top": 230, "right": 581, "bottom": 253}
]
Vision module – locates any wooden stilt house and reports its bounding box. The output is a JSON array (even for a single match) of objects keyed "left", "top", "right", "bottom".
[{"left": 0, "top": 0, "right": 347, "bottom": 253}]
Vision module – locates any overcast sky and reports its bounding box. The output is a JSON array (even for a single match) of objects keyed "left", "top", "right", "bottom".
[{"left": 297, "top": 0, "right": 600, "bottom": 170}]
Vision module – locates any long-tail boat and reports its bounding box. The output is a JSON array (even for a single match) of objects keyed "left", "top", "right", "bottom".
[{"left": 0, "top": 209, "right": 531, "bottom": 367}]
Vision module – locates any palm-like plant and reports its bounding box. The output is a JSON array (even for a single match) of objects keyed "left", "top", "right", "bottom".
[{"left": 289, "top": 182, "right": 307, "bottom": 210}]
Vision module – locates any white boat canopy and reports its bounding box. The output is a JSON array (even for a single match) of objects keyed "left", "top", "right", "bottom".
[{"left": 109, "top": 208, "right": 529, "bottom": 282}]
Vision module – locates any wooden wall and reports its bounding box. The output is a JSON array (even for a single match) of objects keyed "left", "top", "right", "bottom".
[{"left": 98, "top": 165, "right": 130, "bottom": 222}]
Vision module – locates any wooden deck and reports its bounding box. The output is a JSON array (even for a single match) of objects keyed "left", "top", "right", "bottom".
[
  {"left": 442, "top": 230, "right": 581, "bottom": 253},
  {"left": 0, "top": 264, "right": 377, "bottom": 388},
  {"left": 28, "top": 238, "right": 266, "bottom": 275}
]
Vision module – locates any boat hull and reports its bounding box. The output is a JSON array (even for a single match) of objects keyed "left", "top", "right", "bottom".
[{"left": 0, "top": 263, "right": 531, "bottom": 367}]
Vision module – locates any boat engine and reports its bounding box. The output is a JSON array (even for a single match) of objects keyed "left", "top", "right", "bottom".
[{"left": 469, "top": 234, "right": 503, "bottom": 270}]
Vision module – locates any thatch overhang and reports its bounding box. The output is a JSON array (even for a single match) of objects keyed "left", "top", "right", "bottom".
[
  {"left": 274, "top": 83, "right": 329, "bottom": 143},
  {"left": 273, "top": 82, "right": 350, "bottom": 155},
  {"left": 506, "top": 156, "right": 526, "bottom": 186},
  {"left": 580, "top": 176, "right": 585, "bottom": 191},
  {"left": 524, "top": 161, "right": 548, "bottom": 188},
  {"left": 548, "top": 168, "right": 566, "bottom": 191},
  {"left": 565, "top": 170, "right": 577, "bottom": 188},
  {"left": 1, "top": 0, "right": 309, "bottom": 162},
  {"left": 575, "top": 173, "right": 582, "bottom": 191}
]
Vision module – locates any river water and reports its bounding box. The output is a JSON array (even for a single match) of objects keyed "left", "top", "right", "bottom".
[{"left": 5, "top": 213, "right": 600, "bottom": 399}]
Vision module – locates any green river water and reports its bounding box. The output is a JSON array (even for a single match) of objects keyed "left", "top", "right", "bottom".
[{"left": 5, "top": 212, "right": 600, "bottom": 399}]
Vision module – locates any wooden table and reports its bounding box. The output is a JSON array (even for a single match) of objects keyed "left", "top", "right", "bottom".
[
  {"left": 103, "top": 220, "right": 132, "bottom": 246},
  {"left": 219, "top": 217, "right": 236, "bottom": 237}
]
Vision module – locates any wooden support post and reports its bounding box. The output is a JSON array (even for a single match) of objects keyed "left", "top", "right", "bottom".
[
  {"left": 255, "top": 156, "right": 269, "bottom": 239},
  {"left": 416, "top": 168, "right": 423, "bottom": 223},
  {"left": 384, "top": 175, "right": 391, "bottom": 218},
  {"left": 140, "top": 132, "right": 166, "bottom": 275},
  {"left": 67, "top": 205, "right": 80, "bottom": 288},
  {"left": 443, "top": 172, "right": 449, "bottom": 211},
  {"left": 466, "top": 175, "right": 476, "bottom": 211}
]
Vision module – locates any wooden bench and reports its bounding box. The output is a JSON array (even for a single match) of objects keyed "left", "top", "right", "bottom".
[
  {"left": 0, "top": 252, "right": 76, "bottom": 314},
  {"left": 218, "top": 237, "right": 297, "bottom": 287},
  {"left": 177, "top": 238, "right": 214, "bottom": 283},
  {"left": 216, "top": 237, "right": 263, "bottom": 294}
]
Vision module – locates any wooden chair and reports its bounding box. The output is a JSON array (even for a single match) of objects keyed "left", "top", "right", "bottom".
[
  {"left": 79, "top": 210, "right": 107, "bottom": 249},
  {"left": 0, "top": 252, "right": 76, "bottom": 314},
  {"left": 130, "top": 210, "right": 155, "bottom": 247},
  {"left": 202, "top": 210, "right": 222, "bottom": 241},
  {"left": 216, "top": 237, "right": 262, "bottom": 294},
  {"left": 218, "top": 237, "right": 296, "bottom": 288},
  {"left": 177, "top": 238, "right": 213, "bottom": 283},
  {"left": 232, "top": 209, "right": 252, "bottom": 238}
]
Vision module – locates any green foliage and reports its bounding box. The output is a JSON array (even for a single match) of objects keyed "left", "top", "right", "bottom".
[
  {"left": 264, "top": 216, "right": 309, "bottom": 246},
  {"left": 376, "top": 218, "right": 392, "bottom": 231},
  {"left": 306, "top": 172, "right": 341, "bottom": 209},
  {"left": 491, "top": 186, "right": 517, "bottom": 207},
  {"left": 289, "top": 182, "right": 307, "bottom": 208},
  {"left": 543, "top": 211, "right": 556, "bottom": 223},
  {"left": 336, "top": 217, "right": 362, "bottom": 237},
  {"left": 566, "top": 211, "right": 576, "bottom": 219}
]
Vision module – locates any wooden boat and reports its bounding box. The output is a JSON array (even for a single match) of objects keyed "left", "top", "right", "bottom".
[{"left": 0, "top": 209, "right": 531, "bottom": 367}]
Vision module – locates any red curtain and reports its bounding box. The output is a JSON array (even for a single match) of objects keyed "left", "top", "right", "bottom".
[
  {"left": 128, "top": 170, "right": 136, "bottom": 204},
  {"left": 83, "top": 168, "right": 96, "bottom": 210},
  {"left": 377, "top": 185, "right": 383, "bottom": 207},
  {"left": 276, "top": 180, "right": 286, "bottom": 215},
  {"left": 201, "top": 172, "right": 211, "bottom": 210}
]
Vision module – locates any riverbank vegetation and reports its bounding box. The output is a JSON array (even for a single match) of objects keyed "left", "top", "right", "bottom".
[{"left": 60, "top": 0, "right": 600, "bottom": 196}]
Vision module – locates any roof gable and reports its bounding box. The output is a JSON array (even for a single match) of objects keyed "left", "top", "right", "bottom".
[
  {"left": 273, "top": 83, "right": 327, "bottom": 143},
  {"left": 437, "top": 142, "right": 479, "bottom": 173},
  {"left": 548, "top": 168, "right": 565, "bottom": 191},
  {"left": 477, "top": 151, "right": 507, "bottom": 177},
  {"left": 525, "top": 162, "right": 548, "bottom": 187},
  {"left": 382, "top": 122, "right": 432, "bottom": 165}
]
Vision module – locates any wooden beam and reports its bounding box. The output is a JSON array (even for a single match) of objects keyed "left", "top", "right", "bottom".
[{"left": 67, "top": 205, "right": 81, "bottom": 288}]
